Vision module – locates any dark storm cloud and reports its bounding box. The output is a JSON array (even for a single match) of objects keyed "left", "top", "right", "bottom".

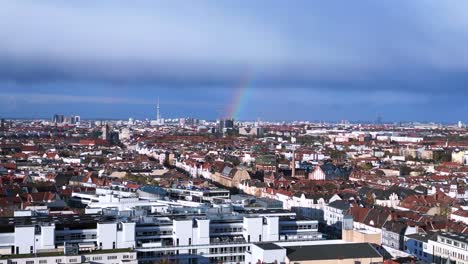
[{"left": 1, "top": 1, "right": 468, "bottom": 93}]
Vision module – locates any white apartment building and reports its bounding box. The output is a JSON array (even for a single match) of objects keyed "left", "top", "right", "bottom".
[
  {"left": 289, "top": 193, "right": 342, "bottom": 221},
  {"left": 427, "top": 232, "right": 468, "bottom": 264},
  {"left": 323, "top": 200, "right": 351, "bottom": 231},
  {"left": 0, "top": 209, "right": 321, "bottom": 264},
  {"left": 0, "top": 249, "right": 137, "bottom": 264}
]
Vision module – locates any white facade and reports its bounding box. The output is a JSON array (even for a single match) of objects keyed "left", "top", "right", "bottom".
[
  {"left": 289, "top": 193, "right": 341, "bottom": 221},
  {"left": 245, "top": 244, "right": 286, "bottom": 264},
  {"left": 375, "top": 192, "right": 400, "bottom": 209},
  {"left": 324, "top": 202, "right": 349, "bottom": 230},
  {"left": 427, "top": 233, "right": 468, "bottom": 264},
  {"left": 1, "top": 209, "right": 322, "bottom": 264},
  {"left": 0, "top": 250, "right": 137, "bottom": 264}
]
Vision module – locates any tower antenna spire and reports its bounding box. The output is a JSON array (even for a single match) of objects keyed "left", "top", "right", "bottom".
[{"left": 156, "top": 97, "right": 160, "bottom": 122}]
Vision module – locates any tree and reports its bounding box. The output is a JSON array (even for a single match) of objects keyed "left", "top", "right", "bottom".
[
  {"left": 361, "top": 163, "right": 373, "bottom": 171},
  {"left": 439, "top": 204, "right": 451, "bottom": 221},
  {"left": 366, "top": 192, "right": 375, "bottom": 206},
  {"left": 330, "top": 149, "right": 346, "bottom": 161}
]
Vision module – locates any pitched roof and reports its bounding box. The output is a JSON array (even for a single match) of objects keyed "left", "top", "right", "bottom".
[{"left": 328, "top": 200, "right": 351, "bottom": 211}]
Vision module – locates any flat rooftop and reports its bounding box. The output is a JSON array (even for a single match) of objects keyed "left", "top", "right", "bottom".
[
  {"left": 255, "top": 243, "right": 284, "bottom": 250},
  {"left": 440, "top": 232, "right": 468, "bottom": 244},
  {"left": 285, "top": 243, "right": 382, "bottom": 261}
]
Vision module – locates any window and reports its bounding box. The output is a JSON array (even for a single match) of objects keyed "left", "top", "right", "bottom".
[
  {"left": 92, "top": 257, "right": 102, "bottom": 261},
  {"left": 39, "top": 260, "right": 48, "bottom": 264},
  {"left": 55, "top": 260, "right": 62, "bottom": 263},
  {"left": 26, "top": 261, "right": 34, "bottom": 264},
  {"left": 189, "top": 238, "right": 192, "bottom": 245},
  {"left": 69, "top": 259, "right": 77, "bottom": 263},
  {"left": 107, "top": 256, "right": 118, "bottom": 260}
]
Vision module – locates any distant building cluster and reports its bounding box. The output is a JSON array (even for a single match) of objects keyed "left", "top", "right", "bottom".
[{"left": 52, "top": 114, "right": 80, "bottom": 124}]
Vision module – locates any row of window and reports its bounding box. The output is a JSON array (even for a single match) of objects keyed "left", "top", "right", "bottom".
[
  {"left": 56, "top": 234, "right": 96, "bottom": 241},
  {"left": 209, "top": 246, "right": 248, "bottom": 254},
  {"left": 210, "top": 227, "right": 242, "bottom": 233},
  {"left": 435, "top": 246, "right": 466, "bottom": 261},
  {"left": 18, "top": 255, "right": 122, "bottom": 264},
  {"left": 440, "top": 237, "right": 467, "bottom": 249},
  {"left": 136, "top": 230, "right": 172, "bottom": 236},
  {"left": 209, "top": 255, "right": 245, "bottom": 263},
  {"left": 280, "top": 224, "right": 316, "bottom": 230}
]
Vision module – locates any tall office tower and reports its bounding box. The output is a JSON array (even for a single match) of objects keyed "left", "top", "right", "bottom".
[
  {"left": 101, "top": 123, "right": 110, "bottom": 140},
  {"left": 218, "top": 118, "right": 234, "bottom": 134},
  {"left": 224, "top": 118, "right": 234, "bottom": 129},
  {"left": 70, "top": 115, "right": 81, "bottom": 124},
  {"left": 53, "top": 114, "right": 65, "bottom": 124},
  {"left": 376, "top": 113, "right": 382, "bottom": 125}
]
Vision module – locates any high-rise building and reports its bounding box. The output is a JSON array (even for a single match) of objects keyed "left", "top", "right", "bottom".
[
  {"left": 155, "top": 97, "right": 164, "bottom": 125},
  {"left": 218, "top": 118, "right": 235, "bottom": 135},
  {"left": 219, "top": 118, "right": 233, "bottom": 130},
  {"left": 156, "top": 97, "right": 160, "bottom": 120},
  {"left": 70, "top": 115, "right": 81, "bottom": 124},
  {"left": 53, "top": 114, "right": 65, "bottom": 124},
  {"left": 101, "top": 124, "right": 110, "bottom": 140}
]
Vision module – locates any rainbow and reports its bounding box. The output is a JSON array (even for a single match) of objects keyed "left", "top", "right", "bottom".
[{"left": 225, "top": 70, "right": 251, "bottom": 120}]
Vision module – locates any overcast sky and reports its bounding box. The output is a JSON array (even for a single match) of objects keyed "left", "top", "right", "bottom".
[{"left": 0, "top": 1, "right": 467, "bottom": 122}]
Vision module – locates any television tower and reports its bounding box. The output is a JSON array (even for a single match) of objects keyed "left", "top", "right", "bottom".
[{"left": 156, "top": 97, "right": 160, "bottom": 122}]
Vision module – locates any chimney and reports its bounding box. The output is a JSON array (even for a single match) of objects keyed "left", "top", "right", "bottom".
[{"left": 291, "top": 150, "right": 296, "bottom": 178}]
